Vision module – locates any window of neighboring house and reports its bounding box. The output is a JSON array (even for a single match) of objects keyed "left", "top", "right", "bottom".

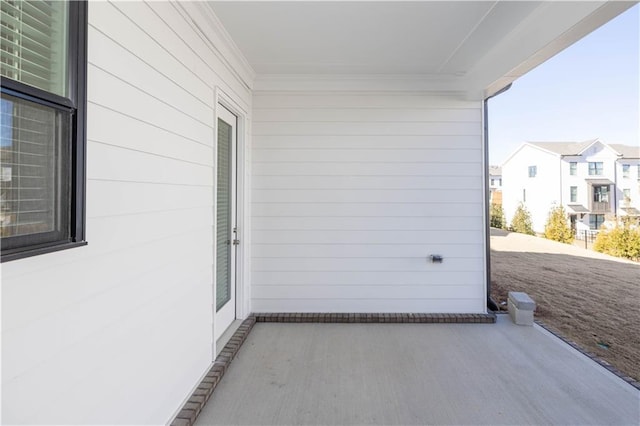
[
  {"left": 589, "top": 214, "right": 605, "bottom": 230},
  {"left": 570, "top": 186, "right": 577, "bottom": 203},
  {"left": 490, "top": 178, "right": 495, "bottom": 186},
  {"left": 528, "top": 166, "right": 537, "bottom": 178},
  {"left": 569, "top": 162, "right": 577, "bottom": 176},
  {"left": 0, "top": 1, "right": 87, "bottom": 262},
  {"left": 622, "top": 164, "right": 630, "bottom": 178},
  {"left": 593, "top": 185, "right": 609, "bottom": 203},
  {"left": 623, "top": 188, "right": 631, "bottom": 201},
  {"left": 588, "top": 162, "right": 603, "bottom": 176}
]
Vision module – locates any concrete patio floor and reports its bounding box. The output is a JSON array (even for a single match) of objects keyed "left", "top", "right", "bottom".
[{"left": 195, "top": 315, "right": 639, "bottom": 425}]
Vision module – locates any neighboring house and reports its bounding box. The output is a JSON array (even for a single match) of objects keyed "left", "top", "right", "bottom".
[
  {"left": 502, "top": 139, "right": 640, "bottom": 234},
  {"left": 0, "top": 2, "right": 634, "bottom": 424},
  {"left": 489, "top": 166, "right": 503, "bottom": 205}
]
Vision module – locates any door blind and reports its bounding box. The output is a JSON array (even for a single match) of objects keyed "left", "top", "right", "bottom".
[{"left": 216, "top": 118, "right": 232, "bottom": 311}]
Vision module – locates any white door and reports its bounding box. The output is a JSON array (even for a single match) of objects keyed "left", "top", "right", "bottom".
[{"left": 215, "top": 105, "right": 237, "bottom": 341}]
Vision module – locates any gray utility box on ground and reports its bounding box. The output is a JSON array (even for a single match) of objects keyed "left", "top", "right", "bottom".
[{"left": 508, "top": 292, "right": 536, "bottom": 326}]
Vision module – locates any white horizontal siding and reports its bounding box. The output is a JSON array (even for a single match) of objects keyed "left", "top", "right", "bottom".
[
  {"left": 253, "top": 107, "right": 482, "bottom": 122},
  {"left": 253, "top": 271, "right": 481, "bottom": 286},
  {"left": 253, "top": 284, "right": 484, "bottom": 300},
  {"left": 253, "top": 175, "right": 482, "bottom": 189},
  {"left": 252, "top": 244, "right": 483, "bottom": 258},
  {"left": 252, "top": 257, "right": 483, "bottom": 272},
  {"left": 253, "top": 122, "right": 481, "bottom": 136},
  {"left": 253, "top": 216, "right": 482, "bottom": 231},
  {"left": 253, "top": 135, "right": 482, "bottom": 150},
  {"left": 252, "top": 189, "right": 482, "bottom": 204},
  {"left": 2, "top": 1, "right": 251, "bottom": 424},
  {"left": 253, "top": 94, "right": 479, "bottom": 109},
  {"left": 252, "top": 93, "right": 485, "bottom": 314},
  {"left": 254, "top": 160, "right": 483, "bottom": 176},
  {"left": 88, "top": 103, "right": 214, "bottom": 166},
  {"left": 252, "top": 203, "right": 482, "bottom": 217},
  {"left": 253, "top": 230, "right": 483, "bottom": 245},
  {"left": 253, "top": 148, "right": 481, "bottom": 163},
  {"left": 253, "top": 299, "right": 483, "bottom": 314}
]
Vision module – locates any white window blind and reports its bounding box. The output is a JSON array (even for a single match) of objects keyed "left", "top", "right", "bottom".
[
  {"left": 216, "top": 118, "right": 232, "bottom": 311},
  {"left": 1, "top": 0, "right": 68, "bottom": 96}
]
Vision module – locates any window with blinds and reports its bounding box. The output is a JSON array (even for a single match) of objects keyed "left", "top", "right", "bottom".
[
  {"left": 0, "top": 93, "right": 69, "bottom": 239},
  {"left": 0, "top": 1, "right": 86, "bottom": 261},
  {"left": 1, "top": 0, "right": 68, "bottom": 96}
]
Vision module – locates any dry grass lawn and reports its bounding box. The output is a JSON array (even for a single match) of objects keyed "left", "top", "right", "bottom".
[{"left": 490, "top": 228, "right": 640, "bottom": 382}]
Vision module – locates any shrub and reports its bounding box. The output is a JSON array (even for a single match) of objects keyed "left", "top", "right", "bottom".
[
  {"left": 490, "top": 203, "right": 506, "bottom": 229},
  {"left": 509, "top": 202, "right": 535, "bottom": 235},
  {"left": 544, "top": 205, "right": 574, "bottom": 244},
  {"left": 593, "top": 217, "right": 640, "bottom": 261}
]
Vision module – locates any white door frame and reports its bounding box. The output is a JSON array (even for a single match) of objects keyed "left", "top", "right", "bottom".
[{"left": 213, "top": 88, "right": 249, "bottom": 355}]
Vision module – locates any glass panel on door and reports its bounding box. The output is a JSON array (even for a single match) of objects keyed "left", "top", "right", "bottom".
[
  {"left": 216, "top": 118, "right": 232, "bottom": 311},
  {"left": 215, "top": 105, "right": 237, "bottom": 342}
]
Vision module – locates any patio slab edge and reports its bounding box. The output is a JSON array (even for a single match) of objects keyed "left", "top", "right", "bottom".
[
  {"left": 534, "top": 318, "right": 640, "bottom": 390},
  {"left": 169, "top": 312, "right": 496, "bottom": 426}
]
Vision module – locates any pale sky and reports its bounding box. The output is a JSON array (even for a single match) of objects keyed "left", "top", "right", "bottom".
[{"left": 488, "top": 4, "right": 640, "bottom": 166}]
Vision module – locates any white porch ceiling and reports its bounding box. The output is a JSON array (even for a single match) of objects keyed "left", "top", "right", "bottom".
[{"left": 208, "top": 1, "right": 635, "bottom": 96}]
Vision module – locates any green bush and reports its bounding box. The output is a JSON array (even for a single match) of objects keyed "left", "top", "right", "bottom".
[
  {"left": 544, "top": 205, "right": 574, "bottom": 244},
  {"left": 490, "top": 203, "right": 506, "bottom": 229},
  {"left": 593, "top": 217, "right": 640, "bottom": 261},
  {"left": 509, "top": 202, "right": 535, "bottom": 235}
]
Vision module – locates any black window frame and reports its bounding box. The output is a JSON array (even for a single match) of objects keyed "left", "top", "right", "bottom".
[
  {"left": 589, "top": 214, "right": 605, "bottom": 230},
  {"left": 1, "top": 1, "right": 87, "bottom": 262}
]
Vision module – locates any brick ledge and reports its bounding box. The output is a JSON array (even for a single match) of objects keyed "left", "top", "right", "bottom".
[
  {"left": 170, "top": 316, "right": 256, "bottom": 426},
  {"left": 254, "top": 312, "right": 496, "bottom": 323}
]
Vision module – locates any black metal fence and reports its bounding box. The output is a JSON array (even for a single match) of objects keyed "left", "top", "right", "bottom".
[{"left": 575, "top": 229, "right": 598, "bottom": 248}]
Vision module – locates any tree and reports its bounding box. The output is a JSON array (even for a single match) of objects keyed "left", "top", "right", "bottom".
[
  {"left": 490, "top": 203, "right": 506, "bottom": 229},
  {"left": 593, "top": 217, "right": 640, "bottom": 261},
  {"left": 544, "top": 205, "right": 574, "bottom": 244},
  {"left": 509, "top": 202, "right": 535, "bottom": 235}
]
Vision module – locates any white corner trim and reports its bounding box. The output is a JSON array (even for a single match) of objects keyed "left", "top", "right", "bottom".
[
  {"left": 174, "top": 1, "right": 256, "bottom": 90},
  {"left": 197, "top": 2, "right": 257, "bottom": 81}
]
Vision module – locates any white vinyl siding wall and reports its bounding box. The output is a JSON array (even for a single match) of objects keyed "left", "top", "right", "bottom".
[
  {"left": 251, "top": 93, "right": 485, "bottom": 313},
  {"left": 1, "top": 2, "right": 251, "bottom": 424}
]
